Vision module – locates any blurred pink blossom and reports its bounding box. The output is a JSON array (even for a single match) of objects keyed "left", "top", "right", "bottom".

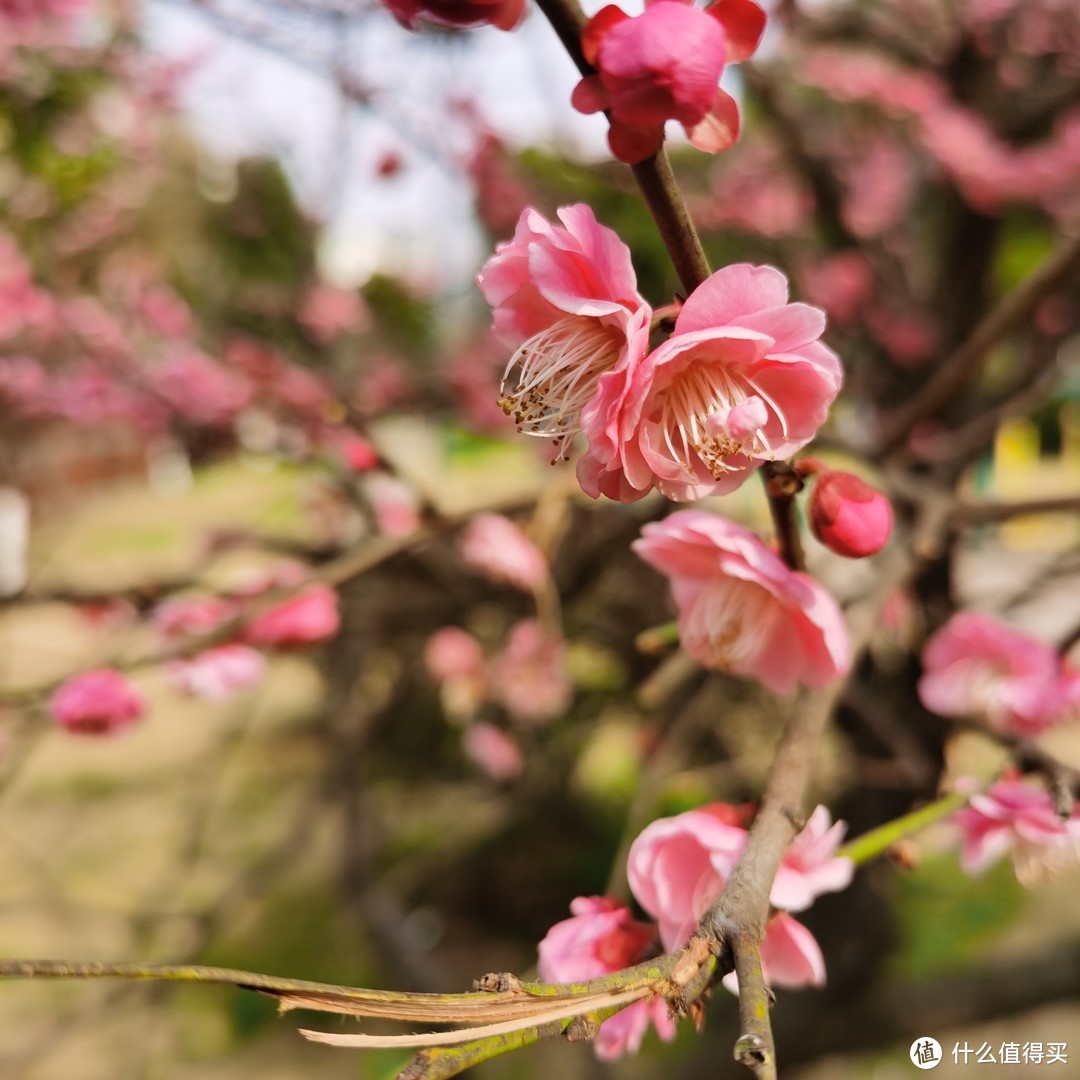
[
  {"left": 919, "top": 612, "right": 1080, "bottom": 736},
  {"left": 425, "top": 626, "right": 487, "bottom": 721},
  {"left": 477, "top": 205, "right": 651, "bottom": 460},
  {"left": 952, "top": 778, "right": 1079, "bottom": 881},
  {"left": 380, "top": 0, "right": 526, "bottom": 31},
  {"left": 571, "top": 0, "right": 765, "bottom": 164},
  {"left": 323, "top": 427, "right": 378, "bottom": 473},
  {"left": 459, "top": 513, "right": 547, "bottom": 593},
  {"left": 244, "top": 584, "right": 340, "bottom": 648},
  {"left": 425, "top": 626, "right": 486, "bottom": 684},
  {"left": 840, "top": 136, "right": 915, "bottom": 238},
  {"left": 697, "top": 138, "right": 813, "bottom": 239},
  {"left": 795, "top": 253, "right": 873, "bottom": 326},
  {"left": 50, "top": 668, "right": 145, "bottom": 736},
  {"left": 166, "top": 644, "right": 266, "bottom": 700},
  {"left": 149, "top": 351, "right": 251, "bottom": 427},
  {"left": 633, "top": 512, "right": 851, "bottom": 694},
  {"left": 808, "top": 470, "right": 893, "bottom": 558},
  {"left": 489, "top": 619, "right": 572, "bottom": 726},
  {"left": 537, "top": 896, "right": 674, "bottom": 1060},
  {"left": 462, "top": 722, "right": 524, "bottom": 783},
  {"left": 297, "top": 284, "right": 367, "bottom": 344},
  {"left": 365, "top": 473, "right": 421, "bottom": 537},
  {"left": 578, "top": 263, "right": 842, "bottom": 502},
  {"left": 152, "top": 595, "right": 236, "bottom": 639}
]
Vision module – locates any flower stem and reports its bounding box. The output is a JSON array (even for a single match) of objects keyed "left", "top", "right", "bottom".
[{"left": 837, "top": 791, "right": 969, "bottom": 865}]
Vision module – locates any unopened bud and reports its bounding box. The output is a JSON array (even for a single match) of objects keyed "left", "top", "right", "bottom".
[{"left": 810, "top": 471, "right": 893, "bottom": 558}]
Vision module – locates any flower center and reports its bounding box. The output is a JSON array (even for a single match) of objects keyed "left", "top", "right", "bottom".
[
  {"left": 499, "top": 317, "right": 623, "bottom": 461},
  {"left": 657, "top": 362, "right": 787, "bottom": 479}
]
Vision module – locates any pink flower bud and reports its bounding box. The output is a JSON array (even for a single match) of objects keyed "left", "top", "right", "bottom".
[
  {"left": 462, "top": 723, "right": 524, "bottom": 783},
  {"left": 809, "top": 471, "right": 893, "bottom": 558},
  {"left": 244, "top": 584, "right": 340, "bottom": 647},
  {"left": 50, "top": 669, "right": 145, "bottom": 736},
  {"left": 459, "top": 513, "right": 547, "bottom": 594}
]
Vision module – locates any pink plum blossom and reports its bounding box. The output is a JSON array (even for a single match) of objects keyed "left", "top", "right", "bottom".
[
  {"left": 244, "top": 584, "right": 340, "bottom": 648},
  {"left": 459, "top": 513, "right": 547, "bottom": 593},
  {"left": 380, "top": 0, "right": 526, "bottom": 31},
  {"left": 365, "top": 473, "right": 421, "bottom": 537},
  {"left": 537, "top": 896, "right": 674, "bottom": 1060},
  {"left": 152, "top": 596, "right": 236, "bottom": 639},
  {"left": 489, "top": 619, "right": 573, "bottom": 725},
  {"left": 297, "top": 284, "right": 367, "bottom": 343},
  {"left": 477, "top": 205, "right": 651, "bottom": 460},
  {"left": 50, "top": 669, "right": 145, "bottom": 736},
  {"left": 166, "top": 644, "right": 267, "bottom": 701},
  {"left": 633, "top": 512, "right": 851, "bottom": 694},
  {"left": 425, "top": 627, "right": 487, "bottom": 721},
  {"left": 627, "top": 802, "right": 847, "bottom": 991},
  {"left": 770, "top": 805, "right": 855, "bottom": 912},
  {"left": 808, "top": 470, "right": 893, "bottom": 558},
  {"left": 323, "top": 427, "right": 379, "bottom": 473},
  {"left": 462, "top": 722, "right": 525, "bottom": 782},
  {"left": 951, "top": 779, "right": 1079, "bottom": 881},
  {"left": 579, "top": 264, "right": 842, "bottom": 502},
  {"left": 571, "top": 0, "right": 766, "bottom": 164},
  {"left": 918, "top": 612, "right": 1080, "bottom": 737}
]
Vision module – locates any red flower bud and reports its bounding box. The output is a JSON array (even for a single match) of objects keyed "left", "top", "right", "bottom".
[{"left": 810, "top": 471, "right": 893, "bottom": 558}]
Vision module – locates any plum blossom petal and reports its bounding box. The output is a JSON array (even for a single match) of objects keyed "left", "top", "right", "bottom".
[
  {"left": 633, "top": 511, "right": 851, "bottom": 694},
  {"left": 537, "top": 896, "right": 674, "bottom": 1060},
  {"left": 771, "top": 805, "right": 855, "bottom": 912}
]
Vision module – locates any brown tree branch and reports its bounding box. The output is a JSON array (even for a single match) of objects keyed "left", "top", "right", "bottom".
[{"left": 878, "top": 232, "right": 1080, "bottom": 454}]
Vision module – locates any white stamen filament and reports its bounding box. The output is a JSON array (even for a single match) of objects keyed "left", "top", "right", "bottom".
[
  {"left": 499, "top": 317, "right": 622, "bottom": 461},
  {"left": 659, "top": 361, "right": 786, "bottom": 480}
]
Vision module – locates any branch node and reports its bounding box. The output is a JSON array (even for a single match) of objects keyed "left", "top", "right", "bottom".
[
  {"left": 734, "top": 1032, "right": 770, "bottom": 1067},
  {"left": 564, "top": 1014, "right": 600, "bottom": 1042},
  {"left": 473, "top": 971, "right": 522, "bottom": 993}
]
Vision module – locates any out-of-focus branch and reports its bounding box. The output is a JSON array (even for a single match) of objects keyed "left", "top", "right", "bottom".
[
  {"left": 878, "top": 232, "right": 1080, "bottom": 454},
  {"left": 953, "top": 494, "right": 1080, "bottom": 527}
]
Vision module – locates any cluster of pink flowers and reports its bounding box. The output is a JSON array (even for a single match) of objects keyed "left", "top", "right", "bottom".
[
  {"left": 919, "top": 612, "right": 1080, "bottom": 737},
  {"left": 800, "top": 46, "right": 1080, "bottom": 216},
  {"left": 571, "top": 0, "right": 766, "bottom": 164},
  {"left": 479, "top": 206, "right": 844, "bottom": 504},
  {"left": 538, "top": 802, "right": 853, "bottom": 1058},
  {"left": 425, "top": 619, "right": 572, "bottom": 730}
]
